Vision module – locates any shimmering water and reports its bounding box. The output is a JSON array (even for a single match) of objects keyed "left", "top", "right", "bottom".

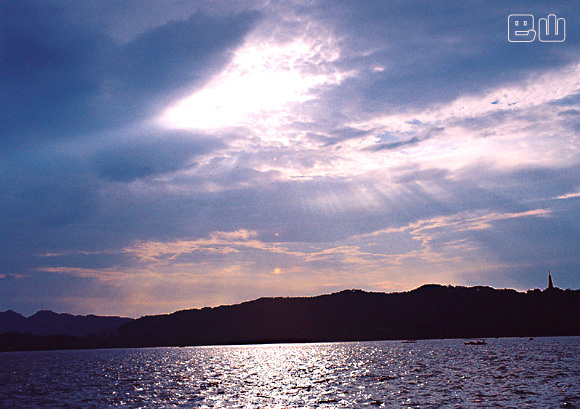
[{"left": 1, "top": 337, "right": 579, "bottom": 408}]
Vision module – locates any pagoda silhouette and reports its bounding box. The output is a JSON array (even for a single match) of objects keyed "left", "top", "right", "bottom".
[{"left": 546, "top": 270, "right": 562, "bottom": 293}]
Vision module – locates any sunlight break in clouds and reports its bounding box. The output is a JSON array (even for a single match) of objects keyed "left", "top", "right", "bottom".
[{"left": 160, "top": 30, "right": 345, "bottom": 135}]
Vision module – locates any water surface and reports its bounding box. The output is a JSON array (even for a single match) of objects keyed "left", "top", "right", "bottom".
[{"left": 1, "top": 337, "right": 579, "bottom": 408}]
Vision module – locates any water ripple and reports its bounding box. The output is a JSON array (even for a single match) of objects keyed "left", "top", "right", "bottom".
[{"left": 1, "top": 337, "right": 579, "bottom": 408}]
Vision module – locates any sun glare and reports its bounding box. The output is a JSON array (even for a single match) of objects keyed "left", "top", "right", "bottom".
[{"left": 160, "top": 36, "right": 343, "bottom": 130}]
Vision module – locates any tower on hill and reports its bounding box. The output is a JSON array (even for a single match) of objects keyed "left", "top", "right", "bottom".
[{"left": 548, "top": 270, "right": 554, "bottom": 290}]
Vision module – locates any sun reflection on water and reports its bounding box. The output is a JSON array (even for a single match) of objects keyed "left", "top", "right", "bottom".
[{"left": 1, "top": 338, "right": 579, "bottom": 408}]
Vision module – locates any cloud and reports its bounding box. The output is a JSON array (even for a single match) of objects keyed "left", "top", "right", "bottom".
[
  {"left": 366, "top": 127, "right": 444, "bottom": 152},
  {"left": 2, "top": 0, "right": 580, "bottom": 316},
  {"left": 0, "top": 2, "right": 259, "bottom": 150},
  {"left": 113, "top": 10, "right": 261, "bottom": 102},
  {"left": 0, "top": 274, "right": 24, "bottom": 281},
  {"left": 92, "top": 131, "right": 224, "bottom": 182},
  {"left": 556, "top": 191, "right": 580, "bottom": 200},
  {"left": 38, "top": 267, "right": 125, "bottom": 281},
  {"left": 310, "top": 0, "right": 579, "bottom": 117},
  {"left": 159, "top": 20, "right": 347, "bottom": 132},
  {"left": 123, "top": 229, "right": 261, "bottom": 264}
]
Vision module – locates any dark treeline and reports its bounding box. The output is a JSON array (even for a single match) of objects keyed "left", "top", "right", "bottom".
[{"left": 2, "top": 285, "right": 580, "bottom": 352}]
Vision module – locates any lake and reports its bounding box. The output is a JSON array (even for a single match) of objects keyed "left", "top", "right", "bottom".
[{"left": 1, "top": 337, "right": 579, "bottom": 408}]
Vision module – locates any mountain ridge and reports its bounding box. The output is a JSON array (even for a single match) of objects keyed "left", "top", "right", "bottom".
[
  {"left": 0, "top": 309, "right": 132, "bottom": 337},
  {"left": 2, "top": 284, "right": 579, "bottom": 352},
  {"left": 117, "top": 284, "right": 580, "bottom": 347}
]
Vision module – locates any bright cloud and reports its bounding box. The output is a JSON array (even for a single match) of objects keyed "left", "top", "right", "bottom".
[
  {"left": 160, "top": 29, "right": 346, "bottom": 137},
  {"left": 556, "top": 191, "right": 580, "bottom": 200}
]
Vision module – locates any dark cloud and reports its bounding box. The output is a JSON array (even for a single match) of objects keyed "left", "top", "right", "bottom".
[
  {"left": 0, "top": 1, "right": 259, "bottom": 150},
  {"left": 1, "top": 150, "right": 96, "bottom": 228},
  {"left": 365, "top": 127, "right": 444, "bottom": 152},
  {"left": 308, "top": 0, "right": 579, "bottom": 118},
  {"left": 46, "top": 0, "right": 266, "bottom": 43},
  {"left": 93, "top": 132, "right": 224, "bottom": 182},
  {"left": 311, "top": 127, "right": 376, "bottom": 147},
  {"left": 0, "top": 1, "right": 109, "bottom": 146},
  {"left": 553, "top": 93, "right": 580, "bottom": 108},
  {"left": 0, "top": 130, "right": 226, "bottom": 281},
  {"left": 112, "top": 11, "right": 261, "bottom": 103},
  {"left": 558, "top": 109, "right": 580, "bottom": 117}
]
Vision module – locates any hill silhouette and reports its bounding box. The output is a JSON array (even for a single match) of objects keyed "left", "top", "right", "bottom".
[
  {"left": 0, "top": 310, "right": 132, "bottom": 337},
  {"left": 116, "top": 284, "right": 580, "bottom": 348},
  {"left": 2, "top": 284, "right": 579, "bottom": 352}
]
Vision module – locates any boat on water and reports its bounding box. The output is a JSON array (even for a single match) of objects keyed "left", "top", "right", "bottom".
[
  {"left": 464, "top": 339, "right": 487, "bottom": 345},
  {"left": 402, "top": 339, "right": 417, "bottom": 344}
]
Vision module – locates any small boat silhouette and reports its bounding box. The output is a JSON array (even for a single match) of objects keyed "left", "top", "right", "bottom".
[{"left": 464, "top": 339, "right": 487, "bottom": 345}]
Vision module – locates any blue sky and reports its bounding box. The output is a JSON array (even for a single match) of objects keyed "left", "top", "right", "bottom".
[{"left": 1, "top": 0, "right": 579, "bottom": 317}]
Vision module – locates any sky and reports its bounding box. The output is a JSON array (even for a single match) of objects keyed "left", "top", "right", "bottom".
[{"left": 1, "top": 0, "right": 579, "bottom": 318}]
